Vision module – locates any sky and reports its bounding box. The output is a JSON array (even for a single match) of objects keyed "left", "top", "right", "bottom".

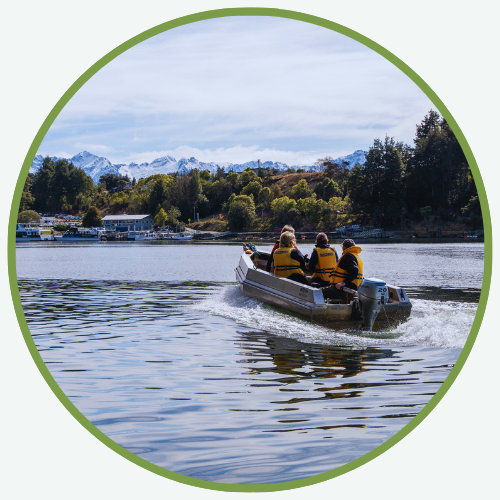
[{"left": 39, "top": 16, "right": 436, "bottom": 166}]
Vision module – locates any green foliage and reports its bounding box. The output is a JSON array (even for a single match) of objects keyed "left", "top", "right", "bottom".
[
  {"left": 23, "top": 111, "right": 478, "bottom": 233},
  {"left": 20, "top": 173, "right": 35, "bottom": 211},
  {"left": 99, "top": 173, "right": 130, "bottom": 191},
  {"left": 165, "top": 206, "right": 182, "bottom": 227},
  {"left": 406, "top": 111, "right": 474, "bottom": 221},
  {"left": 323, "top": 179, "right": 341, "bottom": 200},
  {"left": 147, "top": 175, "right": 174, "bottom": 213},
  {"left": 199, "top": 169, "right": 211, "bottom": 181},
  {"left": 257, "top": 187, "right": 272, "bottom": 207},
  {"left": 154, "top": 208, "right": 168, "bottom": 227},
  {"left": 18, "top": 210, "right": 40, "bottom": 223},
  {"left": 271, "top": 196, "right": 297, "bottom": 225},
  {"left": 227, "top": 195, "right": 256, "bottom": 231},
  {"left": 237, "top": 169, "right": 261, "bottom": 191},
  {"left": 241, "top": 181, "right": 262, "bottom": 199},
  {"left": 31, "top": 158, "right": 94, "bottom": 213},
  {"left": 348, "top": 136, "right": 406, "bottom": 226},
  {"left": 270, "top": 184, "right": 283, "bottom": 200},
  {"left": 291, "top": 179, "right": 311, "bottom": 200},
  {"left": 82, "top": 206, "right": 103, "bottom": 227},
  {"left": 461, "top": 196, "right": 482, "bottom": 229}
]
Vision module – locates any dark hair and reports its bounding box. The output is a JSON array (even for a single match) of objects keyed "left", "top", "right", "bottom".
[
  {"left": 343, "top": 238, "right": 355, "bottom": 248},
  {"left": 316, "top": 232, "right": 328, "bottom": 244}
]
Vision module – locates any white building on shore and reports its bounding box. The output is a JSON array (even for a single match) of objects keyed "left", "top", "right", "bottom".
[{"left": 102, "top": 214, "right": 154, "bottom": 232}]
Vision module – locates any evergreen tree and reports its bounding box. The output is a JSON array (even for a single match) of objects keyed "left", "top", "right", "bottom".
[
  {"left": 349, "top": 136, "right": 406, "bottom": 226},
  {"left": 82, "top": 206, "right": 103, "bottom": 227},
  {"left": 227, "top": 195, "right": 256, "bottom": 231}
]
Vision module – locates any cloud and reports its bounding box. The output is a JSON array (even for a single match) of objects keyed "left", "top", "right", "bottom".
[
  {"left": 40, "top": 17, "right": 434, "bottom": 161},
  {"left": 113, "top": 145, "right": 348, "bottom": 167},
  {"left": 73, "top": 143, "right": 117, "bottom": 154}
]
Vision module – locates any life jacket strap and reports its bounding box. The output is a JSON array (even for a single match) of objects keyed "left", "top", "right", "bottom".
[{"left": 275, "top": 264, "right": 300, "bottom": 271}]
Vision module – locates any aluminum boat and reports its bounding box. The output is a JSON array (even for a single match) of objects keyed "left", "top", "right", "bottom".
[{"left": 235, "top": 245, "right": 412, "bottom": 330}]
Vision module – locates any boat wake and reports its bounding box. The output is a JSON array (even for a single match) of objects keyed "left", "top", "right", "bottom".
[{"left": 192, "top": 285, "right": 477, "bottom": 349}]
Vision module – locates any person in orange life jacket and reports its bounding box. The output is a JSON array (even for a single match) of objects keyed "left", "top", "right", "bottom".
[
  {"left": 271, "top": 231, "right": 308, "bottom": 285},
  {"left": 321, "top": 239, "right": 363, "bottom": 301},
  {"left": 308, "top": 232, "right": 339, "bottom": 287},
  {"left": 266, "top": 225, "right": 298, "bottom": 272}
]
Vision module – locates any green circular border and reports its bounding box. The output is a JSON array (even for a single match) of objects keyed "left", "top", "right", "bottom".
[{"left": 7, "top": 7, "right": 492, "bottom": 493}]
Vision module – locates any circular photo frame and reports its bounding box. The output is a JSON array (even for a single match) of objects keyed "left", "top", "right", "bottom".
[{"left": 8, "top": 7, "right": 491, "bottom": 493}]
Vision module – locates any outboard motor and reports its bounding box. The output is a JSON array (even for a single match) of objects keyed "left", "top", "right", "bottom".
[{"left": 357, "top": 278, "right": 389, "bottom": 330}]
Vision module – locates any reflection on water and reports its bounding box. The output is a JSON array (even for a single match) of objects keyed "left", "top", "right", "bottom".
[
  {"left": 17, "top": 242, "right": 483, "bottom": 484},
  {"left": 20, "top": 278, "right": 467, "bottom": 484}
]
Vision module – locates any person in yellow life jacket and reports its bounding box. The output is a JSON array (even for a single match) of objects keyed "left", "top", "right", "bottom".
[
  {"left": 266, "top": 225, "right": 297, "bottom": 272},
  {"left": 308, "top": 232, "right": 338, "bottom": 287},
  {"left": 321, "top": 239, "right": 363, "bottom": 302},
  {"left": 272, "top": 231, "right": 308, "bottom": 285}
]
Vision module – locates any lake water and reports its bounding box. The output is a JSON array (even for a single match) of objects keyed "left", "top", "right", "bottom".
[{"left": 16, "top": 241, "right": 484, "bottom": 484}]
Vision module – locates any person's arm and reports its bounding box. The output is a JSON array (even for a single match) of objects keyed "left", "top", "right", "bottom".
[
  {"left": 292, "top": 248, "right": 307, "bottom": 272},
  {"left": 266, "top": 247, "right": 276, "bottom": 272},
  {"left": 308, "top": 248, "right": 318, "bottom": 273}
]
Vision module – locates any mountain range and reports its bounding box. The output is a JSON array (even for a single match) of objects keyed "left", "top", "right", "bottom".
[{"left": 30, "top": 149, "right": 367, "bottom": 184}]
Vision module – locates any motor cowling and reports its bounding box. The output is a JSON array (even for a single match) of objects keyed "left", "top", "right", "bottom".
[{"left": 357, "top": 278, "right": 389, "bottom": 330}]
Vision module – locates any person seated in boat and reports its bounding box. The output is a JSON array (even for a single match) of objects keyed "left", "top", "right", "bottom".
[
  {"left": 308, "top": 232, "right": 339, "bottom": 288},
  {"left": 266, "top": 225, "right": 298, "bottom": 272},
  {"left": 321, "top": 239, "right": 363, "bottom": 302},
  {"left": 271, "top": 231, "right": 309, "bottom": 285}
]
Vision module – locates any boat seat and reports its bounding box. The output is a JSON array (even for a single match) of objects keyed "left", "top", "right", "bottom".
[{"left": 325, "top": 299, "right": 345, "bottom": 304}]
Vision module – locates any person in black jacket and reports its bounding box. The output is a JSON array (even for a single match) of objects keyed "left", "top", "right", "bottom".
[
  {"left": 321, "top": 239, "right": 363, "bottom": 302},
  {"left": 308, "top": 232, "right": 339, "bottom": 287}
]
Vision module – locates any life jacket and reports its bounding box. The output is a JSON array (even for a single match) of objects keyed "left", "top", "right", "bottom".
[
  {"left": 330, "top": 246, "right": 363, "bottom": 287},
  {"left": 311, "top": 245, "right": 337, "bottom": 282},
  {"left": 273, "top": 247, "right": 305, "bottom": 278}
]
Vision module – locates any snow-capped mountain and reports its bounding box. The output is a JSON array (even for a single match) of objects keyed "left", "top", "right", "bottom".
[
  {"left": 309, "top": 150, "right": 368, "bottom": 172},
  {"left": 30, "top": 152, "right": 121, "bottom": 183},
  {"left": 30, "top": 149, "right": 367, "bottom": 183}
]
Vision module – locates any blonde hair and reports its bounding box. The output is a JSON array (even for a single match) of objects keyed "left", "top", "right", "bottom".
[
  {"left": 281, "top": 225, "right": 295, "bottom": 234},
  {"left": 280, "top": 231, "right": 296, "bottom": 248}
]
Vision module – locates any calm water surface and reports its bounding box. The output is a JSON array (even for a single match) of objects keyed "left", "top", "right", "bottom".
[{"left": 16, "top": 241, "right": 484, "bottom": 484}]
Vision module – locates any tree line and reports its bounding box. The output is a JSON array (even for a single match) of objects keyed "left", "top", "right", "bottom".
[{"left": 19, "top": 111, "right": 481, "bottom": 232}]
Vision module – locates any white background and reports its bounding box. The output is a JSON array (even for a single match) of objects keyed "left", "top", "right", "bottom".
[{"left": 1, "top": 1, "right": 498, "bottom": 498}]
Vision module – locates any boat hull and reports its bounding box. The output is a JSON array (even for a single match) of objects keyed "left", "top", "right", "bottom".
[{"left": 236, "top": 251, "right": 411, "bottom": 327}]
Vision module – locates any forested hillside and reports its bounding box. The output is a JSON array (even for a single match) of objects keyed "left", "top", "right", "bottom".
[{"left": 19, "top": 111, "right": 482, "bottom": 233}]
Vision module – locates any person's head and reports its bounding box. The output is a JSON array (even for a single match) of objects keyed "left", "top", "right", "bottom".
[
  {"left": 280, "top": 231, "right": 296, "bottom": 248},
  {"left": 281, "top": 225, "right": 295, "bottom": 235},
  {"left": 316, "top": 232, "right": 328, "bottom": 245},
  {"left": 342, "top": 238, "right": 355, "bottom": 250}
]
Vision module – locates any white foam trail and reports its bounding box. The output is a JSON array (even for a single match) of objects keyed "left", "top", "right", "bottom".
[
  {"left": 390, "top": 299, "right": 477, "bottom": 349},
  {"left": 192, "top": 285, "right": 476, "bottom": 349}
]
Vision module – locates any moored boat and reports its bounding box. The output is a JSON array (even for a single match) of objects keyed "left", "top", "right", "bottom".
[
  {"left": 59, "top": 227, "right": 104, "bottom": 241},
  {"left": 127, "top": 230, "right": 158, "bottom": 241},
  {"left": 159, "top": 231, "right": 194, "bottom": 241},
  {"left": 235, "top": 245, "right": 412, "bottom": 330},
  {"left": 16, "top": 223, "right": 55, "bottom": 241}
]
